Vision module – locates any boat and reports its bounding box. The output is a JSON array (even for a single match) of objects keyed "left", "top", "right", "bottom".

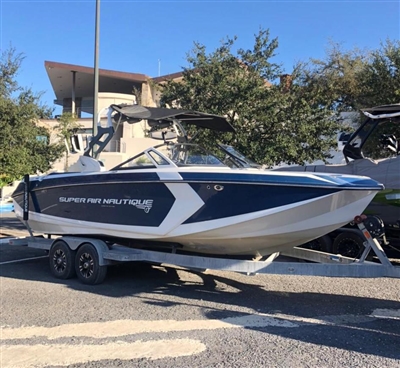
[
  {"left": 1, "top": 179, "right": 16, "bottom": 212},
  {"left": 274, "top": 104, "right": 400, "bottom": 248},
  {"left": 0, "top": 199, "right": 14, "bottom": 213},
  {"left": 11, "top": 104, "right": 384, "bottom": 257}
]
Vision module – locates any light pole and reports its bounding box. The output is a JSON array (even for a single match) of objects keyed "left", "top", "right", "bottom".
[{"left": 93, "top": 0, "right": 100, "bottom": 137}]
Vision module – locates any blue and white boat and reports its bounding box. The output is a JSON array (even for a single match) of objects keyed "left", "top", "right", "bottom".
[
  {"left": 0, "top": 201, "right": 14, "bottom": 213},
  {"left": 12, "top": 104, "right": 384, "bottom": 257}
]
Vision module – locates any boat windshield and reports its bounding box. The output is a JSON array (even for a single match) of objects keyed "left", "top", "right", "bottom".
[
  {"left": 217, "top": 144, "right": 261, "bottom": 168},
  {"left": 344, "top": 117, "right": 400, "bottom": 160},
  {"left": 158, "top": 143, "right": 225, "bottom": 166},
  {"left": 112, "top": 143, "right": 226, "bottom": 170}
]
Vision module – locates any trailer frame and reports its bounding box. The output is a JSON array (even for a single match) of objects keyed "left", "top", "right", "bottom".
[{"left": 7, "top": 217, "right": 400, "bottom": 285}]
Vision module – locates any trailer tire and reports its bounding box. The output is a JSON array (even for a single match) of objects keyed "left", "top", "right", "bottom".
[
  {"left": 332, "top": 232, "right": 365, "bottom": 258},
  {"left": 49, "top": 240, "right": 76, "bottom": 279},
  {"left": 301, "top": 235, "right": 333, "bottom": 253},
  {"left": 75, "top": 243, "right": 107, "bottom": 285}
]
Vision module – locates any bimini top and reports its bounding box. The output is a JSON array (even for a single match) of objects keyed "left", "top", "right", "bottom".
[
  {"left": 110, "top": 104, "right": 235, "bottom": 133},
  {"left": 362, "top": 103, "right": 400, "bottom": 117}
]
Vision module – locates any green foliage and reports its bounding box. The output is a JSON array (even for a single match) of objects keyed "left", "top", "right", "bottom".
[
  {"left": 160, "top": 29, "right": 340, "bottom": 166},
  {"left": 363, "top": 119, "right": 400, "bottom": 159},
  {"left": 360, "top": 39, "right": 400, "bottom": 107},
  {"left": 54, "top": 112, "right": 82, "bottom": 172},
  {"left": 296, "top": 42, "right": 369, "bottom": 112},
  {"left": 0, "top": 47, "right": 64, "bottom": 187},
  {"left": 297, "top": 39, "right": 400, "bottom": 159},
  {"left": 54, "top": 112, "right": 81, "bottom": 150},
  {"left": 297, "top": 40, "right": 400, "bottom": 112}
]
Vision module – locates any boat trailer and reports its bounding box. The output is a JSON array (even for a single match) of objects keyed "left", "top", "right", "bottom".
[{"left": 7, "top": 215, "right": 400, "bottom": 285}]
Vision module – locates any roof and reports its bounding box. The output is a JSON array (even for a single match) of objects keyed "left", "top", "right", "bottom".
[
  {"left": 45, "top": 61, "right": 149, "bottom": 102},
  {"left": 45, "top": 60, "right": 272, "bottom": 105},
  {"left": 151, "top": 71, "right": 184, "bottom": 83}
]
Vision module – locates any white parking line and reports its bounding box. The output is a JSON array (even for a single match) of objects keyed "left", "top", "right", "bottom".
[
  {"left": 0, "top": 237, "right": 14, "bottom": 244},
  {"left": 1, "top": 339, "right": 206, "bottom": 368},
  {"left": 2, "top": 310, "right": 395, "bottom": 367},
  {"left": 0, "top": 256, "right": 48, "bottom": 265},
  {"left": 1, "top": 314, "right": 298, "bottom": 340},
  {"left": 370, "top": 308, "right": 400, "bottom": 320}
]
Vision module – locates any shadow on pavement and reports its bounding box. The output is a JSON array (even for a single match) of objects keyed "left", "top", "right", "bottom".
[{"left": 1, "top": 250, "right": 400, "bottom": 360}]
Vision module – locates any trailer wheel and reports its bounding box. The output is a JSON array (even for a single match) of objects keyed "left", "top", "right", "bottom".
[
  {"left": 75, "top": 243, "right": 107, "bottom": 285},
  {"left": 332, "top": 232, "right": 365, "bottom": 258},
  {"left": 301, "top": 235, "right": 333, "bottom": 253},
  {"left": 49, "top": 240, "right": 76, "bottom": 279}
]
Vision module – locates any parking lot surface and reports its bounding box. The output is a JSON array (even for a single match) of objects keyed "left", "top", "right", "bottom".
[{"left": 1, "top": 213, "right": 400, "bottom": 367}]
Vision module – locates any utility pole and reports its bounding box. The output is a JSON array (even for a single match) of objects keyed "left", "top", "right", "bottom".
[{"left": 93, "top": 0, "right": 100, "bottom": 137}]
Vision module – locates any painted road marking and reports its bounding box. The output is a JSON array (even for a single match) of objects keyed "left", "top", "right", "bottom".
[
  {"left": 4, "top": 309, "right": 398, "bottom": 342},
  {"left": 1, "top": 314, "right": 297, "bottom": 340},
  {"left": 0, "top": 256, "right": 48, "bottom": 265},
  {"left": 0, "top": 237, "right": 14, "bottom": 244},
  {"left": 370, "top": 308, "right": 400, "bottom": 320},
  {"left": 1, "top": 314, "right": 295, "bottom": 368},
  {"left": 1, "top": 339, "right": 206, "bottom": 368},
  {"left": 2, "top": 309, "right": 398, "bottom": 367}
]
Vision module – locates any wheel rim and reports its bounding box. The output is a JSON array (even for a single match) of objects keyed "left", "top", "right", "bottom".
[
  {"left": 307, "top": 239, "right": 321, "bottom": 250},
  {"left": 337, "top": 239, "right": 361, "bottom": 258},
  {"left": 52, "top": 249, "right": 67, "bottom": 274},
  {"left": 78, "top": 252, "right": 95, "bottom": 279}
]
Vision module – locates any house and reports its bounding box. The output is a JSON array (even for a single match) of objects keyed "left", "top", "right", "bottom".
[{"left": 43, "top": 61, "right": 184, "bottom": 171}]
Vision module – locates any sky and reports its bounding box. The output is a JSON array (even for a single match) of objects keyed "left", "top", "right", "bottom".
[{"left": 1, "top": 0, "right": 399, "bottom": 116}]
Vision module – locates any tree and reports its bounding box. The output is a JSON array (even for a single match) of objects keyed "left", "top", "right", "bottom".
[
  {"left": 297, "top": 39, "right": 400, "bottom": 158},
  {"left": 296, "top": 42, "right": 368, "bottom": 113},
  {"left": 0, "top": 47, "right": 64, "bottom": 187},
  {"left": 54, "top": 112, "right": 82, "bottom": 171},
  {"left": 297, "top": 39, "right": 400, "bottom": 112},
  {"left": 160, "top": 29, "right": 341, "bottom": 166},
  {"left": 360, "top": 39, "right": 400, "bottom": 107}
]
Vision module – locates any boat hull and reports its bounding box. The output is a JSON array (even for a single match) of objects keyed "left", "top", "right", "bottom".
[
  {"left": 12, "top": 171, "right": 379, "bottom": 256},
  {"left": 275, "top": 158, "right": 400, "bottom": 222}
]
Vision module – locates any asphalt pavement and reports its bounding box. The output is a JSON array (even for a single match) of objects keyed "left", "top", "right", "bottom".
[
  {"left": 0, "top": 212, "right": 31, "bottom": 238},
  {"left": 1, "top": 211, "right": 400, "bottom": 367}
]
